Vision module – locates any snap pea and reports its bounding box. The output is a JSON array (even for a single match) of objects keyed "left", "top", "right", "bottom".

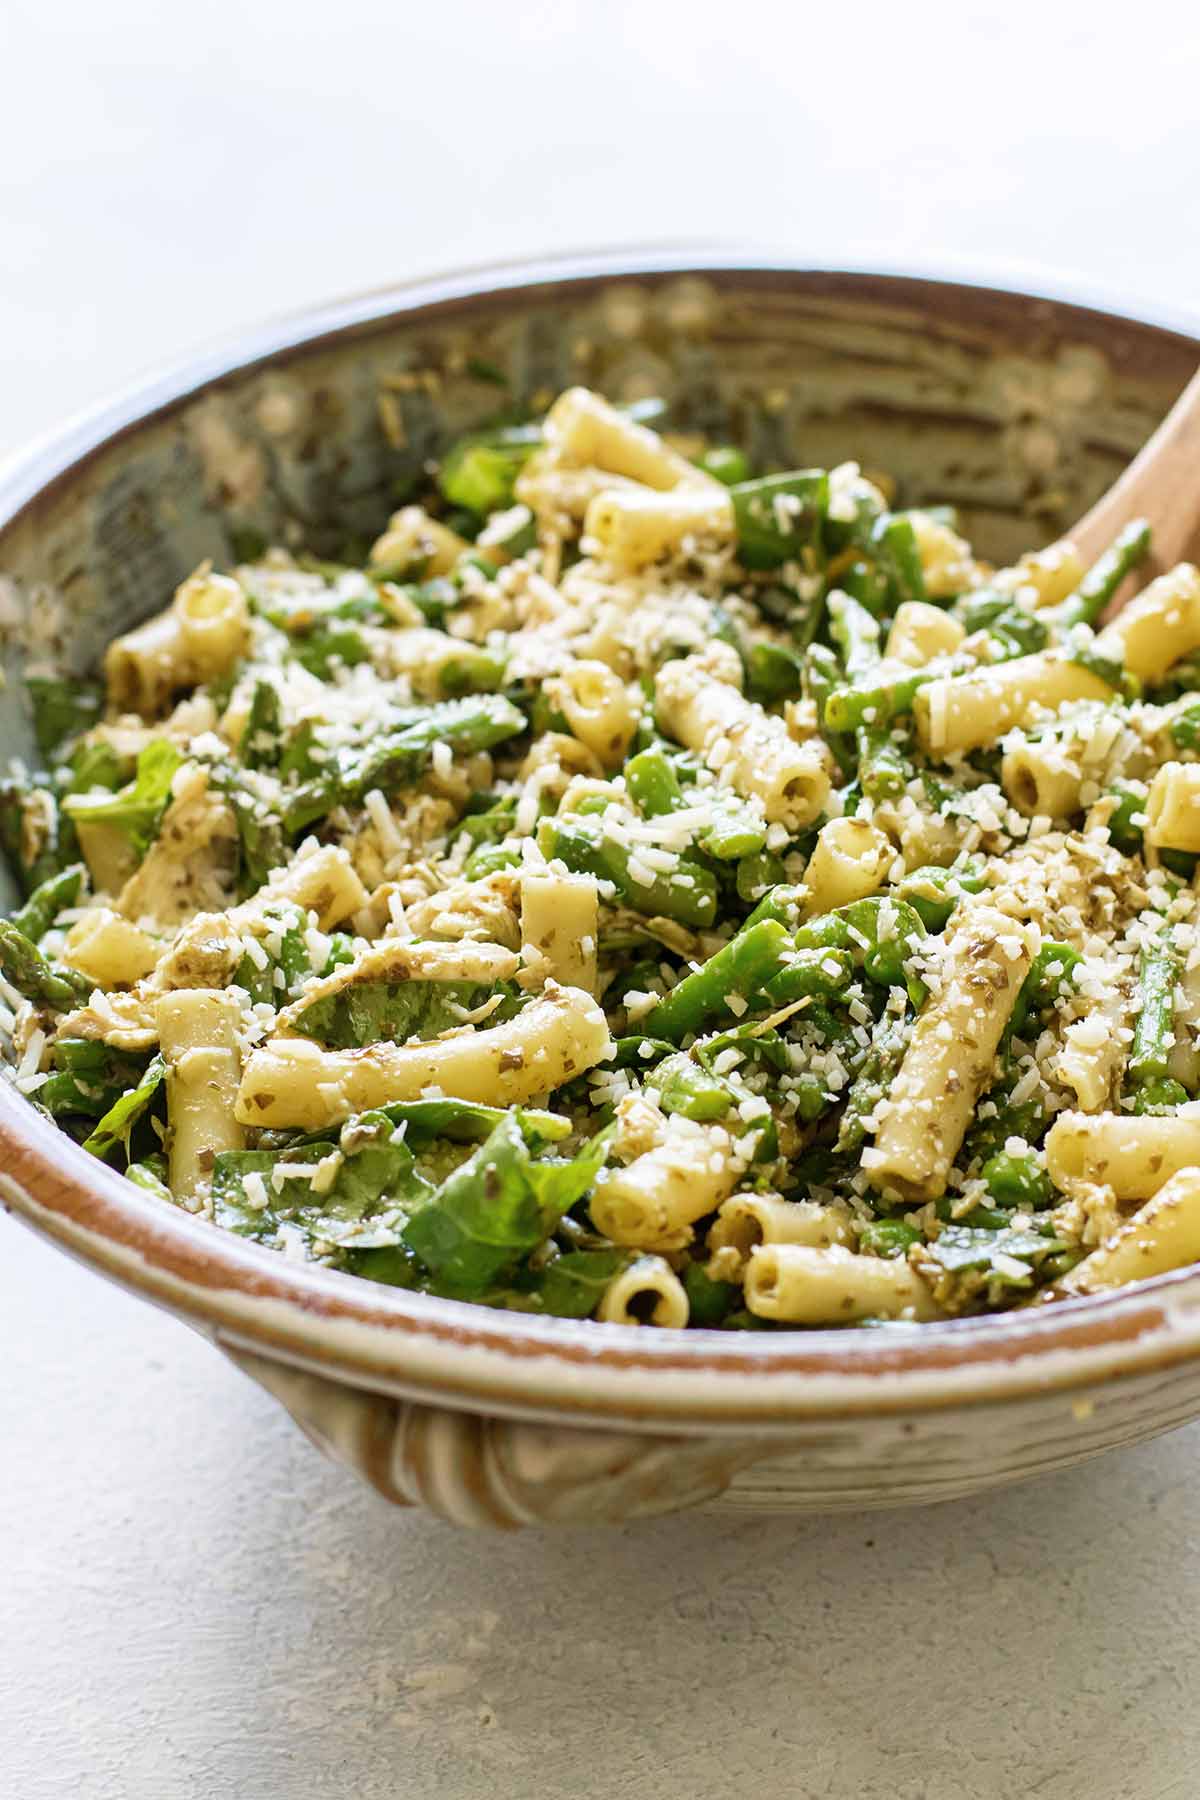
[
  {"left": 647, "top": 1053, "right": 737, "bottom": 1122},
  {"left": 828, "top": 591, "right": 883, "bottom": 683},
  {"left": 1006, "top": 941, "right": 1081, "bottom": 1045},
  {"left": 730, "top": 471, "right": 829, "bottom": 571},
  {"left": 857, "top": 725, "right": 914, "bottom": 800},
  {"left": 894, "top": 861, "right": 986, "bottom": 932},
  {"left": 981, "top": 1148, "right": 1052, "bottom": 1210},
  {"left": 1132, "top": 1076, "right": 1189, "bottom": 1115},
  {"left": 858, "top": 1218, "right": 921, "bottom": 1258},
  {"left": 695, "top": 445, "right": 752, "bottom": 487},
  {"left": 762, "top": 945, "right": 855, "bottom": 1007},
  {"left": 625, "top": 747, "right": 686, "bottom": 818},
  {"left": 870, "top": 513, "right": 926, "bottom": 606}
]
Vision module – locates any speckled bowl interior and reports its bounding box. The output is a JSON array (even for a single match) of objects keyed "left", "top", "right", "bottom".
[{"left": 5, "top": 257, "right": 1200, "bottom": 1517}]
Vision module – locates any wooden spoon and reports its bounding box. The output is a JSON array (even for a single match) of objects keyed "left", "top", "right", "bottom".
[{"left": 1071, "top": 365, "right": 1200, "bottom": 578}]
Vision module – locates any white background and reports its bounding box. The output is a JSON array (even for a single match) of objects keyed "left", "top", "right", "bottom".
[{"left": 3, "top": 3, "right": 1200, "bottom": 1796}]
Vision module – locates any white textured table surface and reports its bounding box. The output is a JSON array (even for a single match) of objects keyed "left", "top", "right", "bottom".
[{"left": 4, "top": 4, "right": 1200, "bottom": 1797}]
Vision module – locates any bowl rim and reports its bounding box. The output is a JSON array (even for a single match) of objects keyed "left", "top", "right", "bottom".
[{"left": 5, "top": 246, "right": 1200, "bottom": 1431}]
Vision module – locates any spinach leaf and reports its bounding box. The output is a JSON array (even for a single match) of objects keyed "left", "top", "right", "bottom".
[
  {"left": 401, "top": 1115, "right": 612, "bottom": 1292},
  {"left": 212, "top": 1110, "right": 433, "bottom": 1247},
  {"left": 63, "top": 741, "right": 183, "bottom": 858},
  {"left": 83, "top": 1056, "right": 166, "bottom": 1163},
  {"left": 288, "top": 978, "right": 522, "bottom": 1049}
]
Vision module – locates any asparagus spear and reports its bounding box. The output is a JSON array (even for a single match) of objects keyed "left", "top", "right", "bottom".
[
  {"left": 641, "top": 918, "right": 793, "bottom": 1041},
  {"left": 730, "top": 471, "right": 829, "bottom": 570},
  {"left": 10, "top": 864, "right": 86, "bottom": 945},
  {"left": 1127, "top": 930, "right": 1181, "bottom": 1099},
  {"left": 1046, "top": 519, "right": 1151, "bottom": 632},
  {"left": 0, "top": 920, "right": 92, "bottom": 1009},
  {"left": 538, "top": 818, "right": 718, "bottom": 929}
]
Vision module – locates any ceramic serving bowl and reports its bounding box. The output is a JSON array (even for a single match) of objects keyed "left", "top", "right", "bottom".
[{"left": 5, "top": 251, "right": 1200, "bottom": 1528}]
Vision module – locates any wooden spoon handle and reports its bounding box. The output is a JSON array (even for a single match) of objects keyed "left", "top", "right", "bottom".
[{"left": 1071, "top": 365, "right": 1200, "bottom": 574}]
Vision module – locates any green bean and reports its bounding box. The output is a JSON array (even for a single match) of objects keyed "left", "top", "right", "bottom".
[
  {"left": 437, "top": 424, "right": 541, "bottom": 515},
  {"left": 0, "top": 920, "right": 92, "bottom": 1010},
  {"left": 954, "top": 590, "right": 1048, "bottom": 655},
  {"left": 963, "top": 1087, "right": 1045, "bottom": 1170},
  {"left": 1048, "top": 518, "right": 1151, "bottom": 631},
  {"left": 1129, "top": 931, "right": 1180, "bottom": 1085},
  {"left": 242, "top": 680, "right": 284, "bottom": 770},
  {"left": 792, "top": 1001, "right": 854, "bottom": 1045},
  {"left": 804, "top": 642, "right": 858, "bottom": 774},
  {"left": 605, "top": 1035, "right": 675, "bottom": 1070},
  {"left": 745, "top": 641, "right": 806, "bottom": 702},
  {"left": 1103, "top": 781, "right": 1146, "bottom": 856},
  {"left": 790, "top": 1072, "right": 834, "bottom": 1121},
  {"left": 830, "top": 597, "right": 917, "bottom": 794},
  {"left": 933, "top": 1196, "right": 1013, "bottom": 1231},
  {"left": 537, "top": 819, "right": 718, "bottom": 929},
  {"left": 479, "top": 502, "right": 537, "bottom": 560},
  {"left": 26, "top": 676, "right": 103, "bottom": 759},
  {"left": 126, "top": 1157, "right": 173, "bottom": 1203},
  {"left": 10, "top": 865, "right": 85, "bottom": 945},
  {"left": 641, "top": 918, "right": 793, "bottom": 1040},
  {"left": 804, "top": 642, "right": 840, "bottom": 718},
  {"left": 730, "top": 471, "right": 829, "bottom": 570},
  {"left": 464, "top": 843, "right": 523, "bottom": 879}
]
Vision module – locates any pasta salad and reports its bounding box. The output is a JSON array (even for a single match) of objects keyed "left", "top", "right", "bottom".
[{"left": 4, "top": 384, "right": 1200, "bottom": 1328}]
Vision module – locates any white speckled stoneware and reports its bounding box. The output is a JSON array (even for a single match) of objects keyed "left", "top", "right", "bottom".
[{"left": 5, "top": 253, "right": 1200, "bottom": 1527}]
